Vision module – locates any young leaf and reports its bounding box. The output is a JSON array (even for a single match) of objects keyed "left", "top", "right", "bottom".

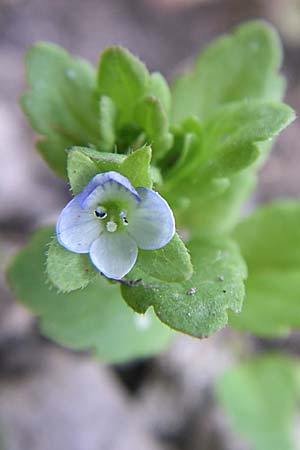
[
  {"left": 8, "top": 227, "right": 173, "bottom": 363},
  {"left": 135, "top": 233, "right": 193, "bottom": 282},
  {"left": 148, "top": 72, "right": 171, "bottom": 116},
  {"left": 67, "top": 145, "right": 153, "bottom": 194},
  {"left": 216, "top": 355, "right": 298, "bottom": 450},
  {"left": 230, "top": 201, "right": 300, "bottom": 336},
  {"left": 178, "top": 171, "right": 256, "bottom": 237},
  {"left": 165, "top": 112, "right": 256, "bottom": 237},
  {"left": 163, "top": 100, "right": 293, "bottom": 235},
  {"left": 67, "top": 149, "right": 100, "bottom": 195},
  {"left": 120, "top": 145, "right": 152, "bottom": 188},
  {"left": 134, "top": 95, "right": 173, "bottom": 160},
  {"left": 171, "top": 20, "right": 285, "bottom": 124},
  {"left": 199, "top": 100, "right": 295, "bottom": 179},
  {"left": 122, "top": 237, "right": 246, "bottom": 337},
  {"left": 73, "top": 147, "right": 125, "bottom": 170},
  {"left": 22, "top": 42, "right": 100, "bottom": 177},
  {"left": 98, "top": 95, "right": 117, "bottom": 152},
  {"left": 97, "top": 46, "right": 149, "bottom": 125},
  {"left": 67, "top": 147, "right": 124, "bottom": 194},
  {"left": 163, "top": 100, "right": 293, "bottom": 236},
  {"left": 47, "top": 237, "right": 100, "bottom": 292},
  {"left": 164, "top": 116, "right": 203, "bottom": 182}
]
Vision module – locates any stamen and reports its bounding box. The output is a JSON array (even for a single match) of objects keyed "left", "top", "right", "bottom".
[
  {"left": 120, "top": 210, "right": 128, "bottom": 226},
  {"left": 106, "top": 221, "right": 118, "bottom": 233},
  {"left": 95, "top": 206, "right": 107, "bottom": 219}
]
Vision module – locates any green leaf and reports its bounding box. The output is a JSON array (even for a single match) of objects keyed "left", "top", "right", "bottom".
[
  {"left": 171, "top": 20, "right": 285, "bottom": 124},
  {"left": 98, "top": 96, "right": 117, "bottom": 152},
  {"left": 164, "top": 116, "right": 203, "bottom": 181},
  {"left": 97, "top": 47, "right": 172, "bottom": 155},
  {"left": 122, "top": 237, "right": 246, "bottom": 337},
  {"left": 164, "top": 155, "right": 256, "bottom": 237},
  {"left": 134, "top": 96, "right": 173, "bottom": 159},
  {"left": 46, "top": 237, "right": 100, "bottom": 292},
  {"left": 67, "top": 145, "right": 153, "bottom": 194},
  {"left": 8, "top": 227, "right": 173, "bottom": 363},
  {"left": 22, "top": 42, "right": 100, "bottom": 177},
  {"left": 199, "top": 100, "right": 295, "bottom": 179},
  {"left": 148, "top": 72, "right": 171, "bottom": 115},
  {"left": 67, "top": 147, "right": 124, "bottom": 194},
  {"left": 180, "top": 171, "right": 256, "bottom": 237},
  {"left": 134, "top": 233, "right": 193, "bottom": 282},
  {"left": 163, "top": 100, "right": 293, "bottom": 236},
  {"left": 67, "top": 148, "right": 100, "bottom": 195},
  {"left": 230, "top": 201, "right": 300, "bottom": 336},
  {"left": 120, "top": 145, "right": 153, "bottom": 188},
  {"left": 97, "top": 46, "right": 149, "bottom": 125},
  {"left": 216, "top": 355, "right": 298, "bottom": 450},
  {"left": 74, "top": 147, "right": 125, "bottom": 170}
]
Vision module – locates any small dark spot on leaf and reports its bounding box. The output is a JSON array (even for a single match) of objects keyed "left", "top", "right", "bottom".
[{"left": 222, "top": 289, "right": 227, "bottom": 293}]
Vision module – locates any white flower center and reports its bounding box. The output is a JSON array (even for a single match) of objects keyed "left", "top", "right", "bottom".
[{"left": 106, "top": 221, "right": 118, "bottom": 233}]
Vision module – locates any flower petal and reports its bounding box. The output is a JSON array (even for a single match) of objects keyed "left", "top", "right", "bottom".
[
  {"left": 89, "top": 232, "right": 138, "bottom": 279},
  {"left": 128, "top": 187, "right": 175, "bottom": 250},
  {"left": 82, "top": 181, "right": 140, "bottom": 211},
  {"left": 80, "top": 171, "right": 140, "bottom": 208},
  {"left": 56, "top": 195, "right": 101, "bottom": 253}
]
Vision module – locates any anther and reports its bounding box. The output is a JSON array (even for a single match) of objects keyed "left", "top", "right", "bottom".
[
  {"left": 94, "top": 206, "right": 107, "bottom": 219},
  {"left": 120, "top": 210, "right": 128, "bottom": 225}
]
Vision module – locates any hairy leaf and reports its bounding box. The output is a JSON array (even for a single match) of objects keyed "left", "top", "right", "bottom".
[
  {"left": 200, "top": 100, "right": 294, "bottom": 178},
  {"left": 135, "top": 96, "right": 173, "bottom": 159},
  {"left": 163, "top": 99, "right": 294, "bottom": 235},
  {"left": 148, "top": 72, "right": 171, "bottom": 115},
  {"left": 120, "top": 145, "right": 153, "bottom": 188},
  {"left": 135, "top": 233, "right": 193, "bottom": 282},
  {"left": 67, "top": 149, "right": 100, "bottom": 195},
  {"left": 122, "top": 237, "right": 246, "bottom": 337},
  {"left": 8, "top": 227, "right": 173, "bottom": 363},
  {"left": 22, "top": 42, "right": 100, "bottom": 177},
  {"left": 179, "top": 171, "right": 256, "bottom": 237},
  {"left": 97, "top": 46, "right": 149, "bottom": 125},
  {"left": 98, "top": 96, "right": 117, "bottom": 152},
  {"left": 171, "top": 21, "right": 285, "bottom": 124},
  {"left": 67, "top": 145, "right": 153, "bottom": 195},
  {"left": 47, "top": 237, "right": 100, "bottom": 292}
]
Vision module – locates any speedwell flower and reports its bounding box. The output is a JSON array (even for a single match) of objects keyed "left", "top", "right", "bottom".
[{"left": 56, "top": 171, "right": 175, "bottom": 280}]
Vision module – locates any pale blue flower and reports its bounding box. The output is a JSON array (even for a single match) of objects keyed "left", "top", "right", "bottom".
[{"left": 56, "top": 171, "right": 175, "bottom": 280}]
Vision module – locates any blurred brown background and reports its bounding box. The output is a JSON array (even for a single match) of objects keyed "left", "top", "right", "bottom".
[{"left": 0, "top": 1, "right": 300, "bottom": 449}]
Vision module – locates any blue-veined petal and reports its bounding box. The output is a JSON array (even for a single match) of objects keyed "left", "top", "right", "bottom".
[
  {"left": 82, "top": 180, "right": 140, "bottom": 211},
  {"left": 89, "top": 231, "right": 138, "bottom": 279},
  {"left": 128, "top": 187, "right": 175, "bottom": 250},
  {"left": 56, "top": 195, "right": 101, "bottom": 253},
  {"left": 80, "top": 171, "right": 140, "bottom": 208}
]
